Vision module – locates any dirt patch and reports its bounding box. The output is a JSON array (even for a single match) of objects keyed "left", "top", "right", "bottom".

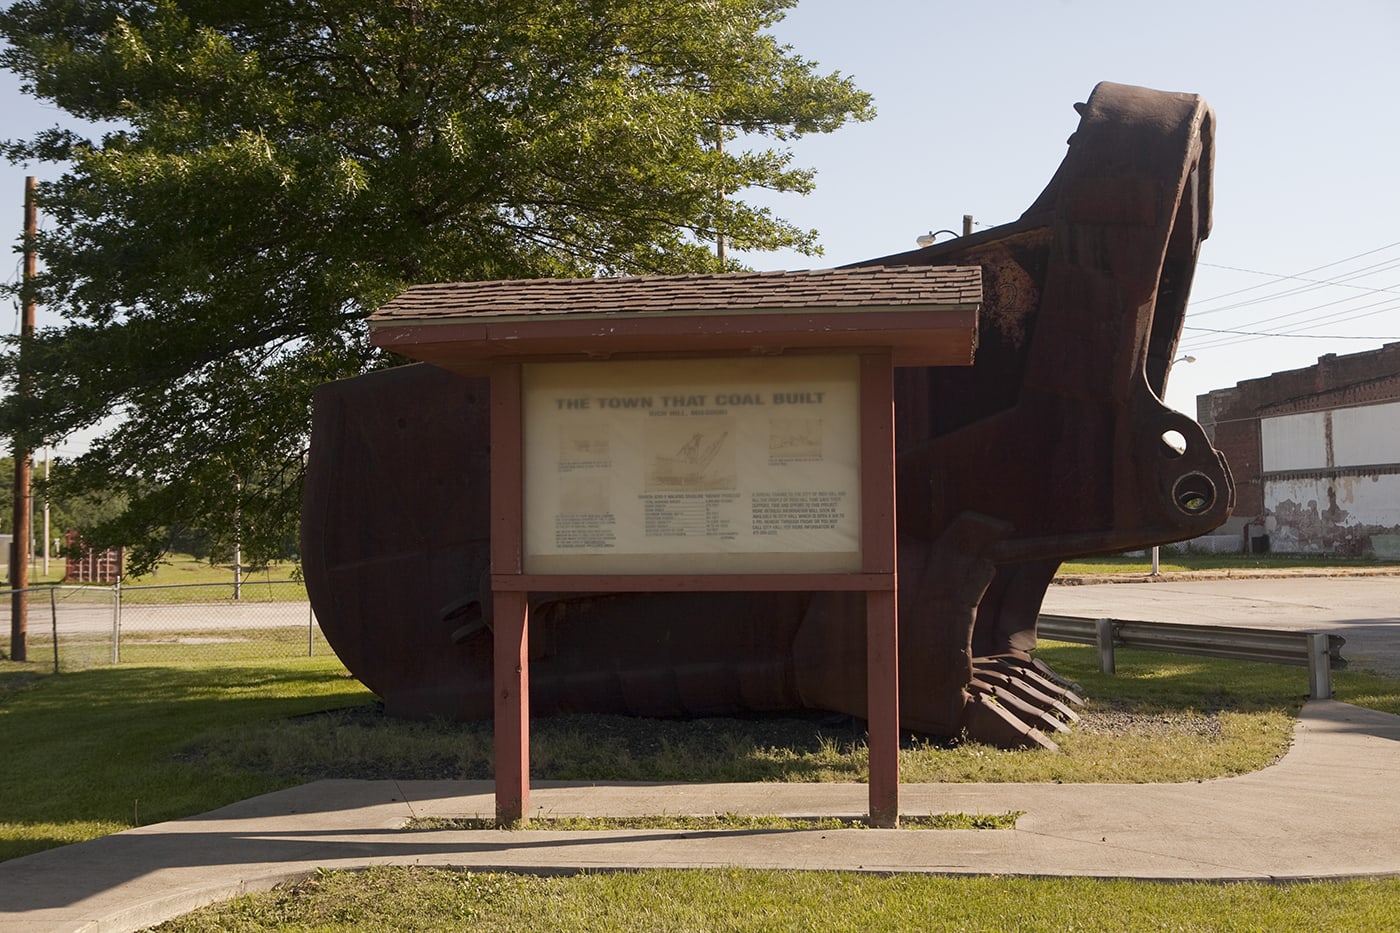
[
  {"left": 1075, "top": 708, "right": 1223, "bottom": 739},
  {"left": 1055, "top": 567, "right": 1400, "bottom": 586}
]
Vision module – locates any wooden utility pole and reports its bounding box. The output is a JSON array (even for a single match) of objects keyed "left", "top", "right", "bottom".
[{"left": 10, "top": 177, "right": 37, "bottom": 661}]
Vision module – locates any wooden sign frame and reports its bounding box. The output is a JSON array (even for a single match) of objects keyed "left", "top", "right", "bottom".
[
  {"left": 368, "top": 268, "right": 981, "bottom": 829},
  {"left": 489, "top": 351, "right": 901, "bottom": 826}
]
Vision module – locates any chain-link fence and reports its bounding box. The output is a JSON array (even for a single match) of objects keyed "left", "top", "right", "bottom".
[{"left": 0, "top": 580, "right": 329, "bottom": 670}]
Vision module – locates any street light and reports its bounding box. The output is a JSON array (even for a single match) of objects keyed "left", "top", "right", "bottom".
[
  {"left": 916, "top": 215, "right": 976, "bottom": 247},
  {"left": 915, "top": 229, "right": 961, "bottom": 248}
]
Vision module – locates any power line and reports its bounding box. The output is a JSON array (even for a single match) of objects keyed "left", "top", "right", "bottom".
[
  {"left": 1183, "top": 322, "right": 1399, "bottom": 351},
  {"left": 1184, "top": 324, "right": 1400, "bottom": 341},
  {"left": 1192, "top": 240, "right": 1400, "bottom": 306},
  {"left": 1183, "top": 304, "right": 1400, "bottom": 351},
  {"left": 1199, "top": 261, "right": 1400, "bottom": 298},
  {"left": 1181, "top": 242, "right": 1400, "bottom": 351},
  {"left": 1191, "top": 289, "right": 1400, "bottom": 339},
  {"left": 1182, "top": 299, "right": 1400, "bottom": 348},
  {"left": 1191, "top": 257, "right": 1400, "bottom": 318}
]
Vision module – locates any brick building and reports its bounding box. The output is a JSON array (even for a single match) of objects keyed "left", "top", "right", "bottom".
[{"left": 1196, "top": 341, "right": 1400, "bottom": 556}]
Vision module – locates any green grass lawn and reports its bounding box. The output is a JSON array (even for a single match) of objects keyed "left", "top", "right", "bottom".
[
  {"left": 148, "top": 867, "right": 1400, "bottom": 933},
  {"left": 5, "top": 647, "right": 1400, "bottom": 929},
  {"left": 0, "top": 658, "right": 370, "bottom": 861},
  {"left": 125, "top": 556, "right": 302, "bottom": 588},
  {"left": 14, "top": 628, "right": 332, "bottom": 672},
  {"left": 5, "top": 556, "right": 1395, "bottom": 926},
  {"left": 186, "top": 649, "right": 1309, "bottom": 787},
  {"left": 4, "top": 644, "right": 1398, "bottom": 863},
  {"left": 17, "top": 553, "right": 300, "bottom": 587}
]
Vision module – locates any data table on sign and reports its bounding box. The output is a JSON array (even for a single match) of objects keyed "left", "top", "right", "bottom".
[{"left": 642, "top": 495, "right": 740, "bottom": 538}]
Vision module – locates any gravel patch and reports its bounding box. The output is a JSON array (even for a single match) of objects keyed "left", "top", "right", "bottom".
[{"left": 1075, "top": 707, "right": 1224, "bottom": 739}]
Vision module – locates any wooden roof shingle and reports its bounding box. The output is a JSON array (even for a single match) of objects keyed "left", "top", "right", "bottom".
[
  {"left": 370, "top": 266, "right": 981, "bottom": 323},
  {"left": 368, "top": 266, "right": 981, "bottom": 371}
]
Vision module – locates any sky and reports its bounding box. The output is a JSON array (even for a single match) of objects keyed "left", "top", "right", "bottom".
[
  {"left": 735, "top": 0, "right": 1400, "bottom": 416},
  {"left": 2, "top": 0, "right": 1399, "bottom": 449}
]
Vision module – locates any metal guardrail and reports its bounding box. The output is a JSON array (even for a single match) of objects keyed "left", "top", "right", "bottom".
[{"left": 1037, "top": 614, "right": 1346, "bottom": 700}]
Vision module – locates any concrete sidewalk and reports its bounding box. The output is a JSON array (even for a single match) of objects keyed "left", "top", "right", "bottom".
[{"left": 3, "top": 699, "right": 1398, "bottom": 932}]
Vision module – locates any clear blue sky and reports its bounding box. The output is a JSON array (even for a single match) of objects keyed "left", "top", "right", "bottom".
[
  {"left": 738, "top": 0, "right": 1400, "bottom": 416},
  {"left": 3, "top": 0, "right": 1398, "bottom": 442}
]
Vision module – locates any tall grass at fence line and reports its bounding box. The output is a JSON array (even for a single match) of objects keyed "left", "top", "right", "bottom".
[
  {"left": 63, "top": 579, "right": 311, "bottom": 605},
  {"left": 123, "top": 555, "right": 301, "bottom": 586},
  {"left": 12, "top": 553, "right": 300, "bottom": 589},
  {"left": 11, "top": 629, "right": 338, "bottom": 668}
]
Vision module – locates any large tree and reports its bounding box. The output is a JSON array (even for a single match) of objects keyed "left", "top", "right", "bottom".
[{"left": 0, "top": 0, "right": 872, "bottom": 573}]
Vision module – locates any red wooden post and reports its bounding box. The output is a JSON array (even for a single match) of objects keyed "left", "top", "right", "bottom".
[
  {"left": 490, "top": 365, "right": 530, "bottom": 825},
  {"left": 493, "top": 590, "right": 530, "bottom": 824},
  {"left": 865, "top": 590, "right": 899, "bottom": 826},
  {"left": 860, "top": 353, "right": 900, "bottom": 827}
]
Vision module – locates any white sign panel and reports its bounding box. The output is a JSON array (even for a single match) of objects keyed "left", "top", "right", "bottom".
[
  {"left": 522, "top": 356, "right": 862, "bottom": 574},
  {"left": 1332, "top": 401, "right": 1400, "bottom": 467},
  {"left": 1261, "top": 411, "right": 1329, "bottom": 472}
]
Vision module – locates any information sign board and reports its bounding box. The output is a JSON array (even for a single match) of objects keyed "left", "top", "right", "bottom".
[{"left": 523, "top": 356, "right": 862, "bottom": 574}]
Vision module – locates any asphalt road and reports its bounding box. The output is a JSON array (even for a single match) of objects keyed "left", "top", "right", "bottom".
[
  {"left": 5, "top": 578, "right": 1397, "bottom": 679},
  {"left": 1041, "top": 576, "right": 1400, "bottom": 678}
]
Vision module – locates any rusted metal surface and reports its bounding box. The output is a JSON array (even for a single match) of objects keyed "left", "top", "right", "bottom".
[{"left": 302, "top": 82, "right": 1234, "bottom": 749}]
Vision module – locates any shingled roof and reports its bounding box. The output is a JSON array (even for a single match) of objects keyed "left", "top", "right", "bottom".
[
  {"left": 369, "top": 265, "right": 981, "bottom": 371},
  {"left": 371, "top": 266, "right": 981, "bottom": 323}
]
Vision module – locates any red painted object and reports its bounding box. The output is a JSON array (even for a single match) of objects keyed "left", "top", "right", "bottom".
[{"left": 302, "top": 82, "right": 1233, "bottom": 749}]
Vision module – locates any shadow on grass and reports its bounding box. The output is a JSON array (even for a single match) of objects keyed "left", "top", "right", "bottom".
[
  {"left": 193, "top": 705, "right": 895, "bottom": 784},
  {"left": 187, "top": 641, "right": 1383, "bottom": 789},
  {"left": 0, "top": 660, "right": 371, "bottom": 843}
]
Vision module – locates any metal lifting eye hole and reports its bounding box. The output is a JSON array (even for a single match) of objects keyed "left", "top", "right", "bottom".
[
  {"left": 1159, "top": 429, "right": 1187, "bottom": 458},
  {"left": 1172, "top": 472, "right": 1216, "bottom": 515}
]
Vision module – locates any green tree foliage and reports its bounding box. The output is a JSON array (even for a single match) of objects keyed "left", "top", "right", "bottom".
[
  {"left": 0, "top": 455, "right": 127, "bottom": 543},
  {"left": 0, "top": 0, "right": 873, "bottom": 573}
]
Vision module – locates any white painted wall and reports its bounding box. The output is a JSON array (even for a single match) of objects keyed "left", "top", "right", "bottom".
[
  {"left": 1260, "top": 411, "right": 1328, "bottom": 471},
  {"left": 1265, "top": 473, "right": 1400, "bottom": 549},
  {"left": 1257, "top": 401, "right": 1400, "bottom": 552},
  {"left": 1332, "top": 401, "right": 1400, "bottom": 466}
]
